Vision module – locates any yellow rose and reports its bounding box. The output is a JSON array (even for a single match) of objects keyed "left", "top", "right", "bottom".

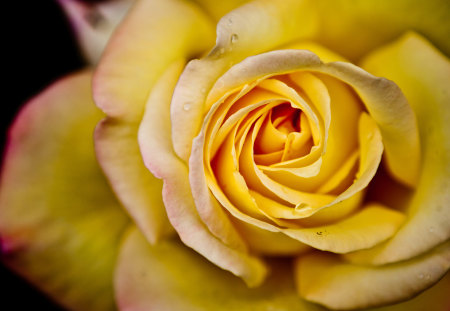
[{"left": 1, "top": 0, "right": 449, "bottom": 310}]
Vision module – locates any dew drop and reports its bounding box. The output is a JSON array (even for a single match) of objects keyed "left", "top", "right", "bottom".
[
  {"left": 230, "top": 33, "right": 239, "bottom": 44},
  {"left": 418, "top": 274, "right": 424, "bottom": 279},
  {"left": 295, "top": 202, "right": 309, "bottom": 210},
  {"left": 227, "top": 18, "right": 233, "bottom": 26},
  {"left": 201, "top": 87, "right": 207, "bottom": 94},
  {"left": 219, "top": 47, "right": 225, "bottom": 55},
  {"left": 183, "top": 103, "right": 191, "bottom": 111},
  {"left": 425, "top": 274, "right": 431, "bottom": 280},
  {"left": 294, "top": 203, "right": 313, "bottom": 217},
  {"left": 428, "top": 227, "right": 435, "bottom": 233}
]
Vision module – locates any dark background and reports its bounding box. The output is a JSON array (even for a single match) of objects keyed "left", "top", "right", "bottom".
[{"left": 2, "top": 1, "right": 86, "bottom": 309}]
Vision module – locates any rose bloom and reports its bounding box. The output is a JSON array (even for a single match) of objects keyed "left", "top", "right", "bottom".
[{"left": 1, "top": 0, "right": 449, "bottom": 310}]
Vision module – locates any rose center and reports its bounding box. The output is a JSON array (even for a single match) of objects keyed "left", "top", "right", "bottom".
[
  {"left": 254, "top": 103, "right": 314, "bottom": 165},
  {"left": 200, "top": 70, "right": 371, "bottom": 226}
]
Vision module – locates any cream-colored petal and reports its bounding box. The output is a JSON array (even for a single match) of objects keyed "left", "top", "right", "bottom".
[
  {"left": 0, "top": 71, "right": 129, "bottom": 311},
  {"left": 207, "top": 50, "right": 322, "bottom": 105},
  {"left": 295, "top": 241, "right": 450, "bottom": 310},
  {"left": 346, "top": 32, "right": 450, "bottom": 265},
  {"left": 58, "top": 0, "right": 134, "bottom": 64},
  {"left": 141, "top": 62, "right": 247, "bottom": 254},
  {"left": 171, "top": 0, "right": 319, "bottom": 160},
  {"left": 93, "top": 0, "right": 215, "bottom": 120},
  {"left": 95, "top": 119, "right": 173, "bottom": 244},
  {"left": 115, "top": 227, "right": 322, "bottom": 311},
  {"left": 138, "top": 62, "right": 266, "bottom": 287}
]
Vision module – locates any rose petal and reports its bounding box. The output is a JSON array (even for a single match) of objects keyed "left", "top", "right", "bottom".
[
  {"left": 190, "top": 0, "right": 249, "bottom": 21},
  {"left": 231, "top": 220, "right": 311, "bottom": 256},
  {"left": 203, "top": 51, "right": 385, "bottom": 217},
  {"left": 295, "top": 241, "right": 450, "bottom": 310},
  {"left": 251, "top": 189, "right": 363, "bottom": 225},
  {"left": 57, "top": 0, "right": 134, "bottom": 63},
  {"left": 0, "top": 71, "right": 129, "bottom": 310},
  {"left": 92, "top": 0, "right": 215, "bottom": 244},
  {"left": 93, "top": 0, "right": 215, "bottom": 120},
  {"left": 115, "top": 227, "right": 450, "bottom": 311},
  {"left": 283, "top": 41, "right": 349, "bottom": 62},
  {"left": 171, "top": 0, "right": 319, "bottom": 161},
  {"left": 138, "top": 62, "right": 267, "bottom": 287},
  {"left": 258, "top": 73, "right": 362, "bottom": 192},
  {"left": 314, "top": 62, "right": 421, "bottom": 187},
  {"left": 200, "top": 106, "right": 397, "bottom": 253},
  {"left": 208, "top": 48, "right": 420, "bottom": 188},
  {"left": 346, "top": 32, "right": 450, "bottom": 265},
  {"left": 140, "top": 61, "right": 248, "bottom": 253},
  {"left": 285, "top": 203, "right": 405, "bottom": 253},
  {"left": 115, "top": 227, "right": 320, "bottom": 311},
  {"left": 312, "top": 0, "right": 450, "bottom": 60},
  {"left": 95, "top": 120, "right": 173, "bottom": 244}
]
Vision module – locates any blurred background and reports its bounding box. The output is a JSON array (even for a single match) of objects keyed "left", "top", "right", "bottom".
[{"left": 2, "top": 1, "right": 85, "bottom": 309}]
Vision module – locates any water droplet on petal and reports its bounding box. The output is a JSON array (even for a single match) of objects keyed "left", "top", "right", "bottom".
[
  {"left": 183, "top": 103, "right": 191, "bottom": 111},
  {"left": 418, "top": 274, "right": 424, "bottom": 279},
  {"left": 294, "top": 203, "right": 313, "bottom": 217},
  {"left": 425, "top": 274, "right": 431, "bottom": 280},
  {"left": 227, "top": 18, "right": 233, "bottom": 26},
  {"left": 295, "top": 202, "right": 309, "bottom": 210},
  {"left": 219, "top": 47, "right": 225, "bottom": 55},
  {"left": 230, "top": 33, "right": 238, "bottom": 44},
  {"left": 428, "top": 227, "right": 435, "bottom": 233}
]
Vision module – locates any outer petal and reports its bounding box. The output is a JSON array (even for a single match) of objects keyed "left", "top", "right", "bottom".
[
  {"left": 95, "top": 120, "right": 173, "bottom": 244},
  {"left": 139, "top": 62, "right": 266, "bottom": 286},
  {"left": 0, "top": 71, "right": 129, "bottom": 310},
  {"left": 58, "top": 0, "right": 134, "bottom": 64},
  {"left": 171, "top": 0, "right": 319, "bottom": 160},
  {"left": 93, "top": 0, "right": 215, "bottom": 120},
  {"left": 115, "top": 227, "right": 450, "bottom": 311},
  {"left": 313, "top": 0, "right": 450, "bottom": 60},
  {"left": 93, "top": 0, "right": 215, "bottom": 243},
  {"left": 295, "top": 242, "right": 450, "bottom": 310},
  {"left": 115, "top": 227, "right": 322, "bottom": 311},
  {"left": 190, "top": 0, "right": 249, "bottom": 21},
  {"left": 347, "top": 32, "right": 450, "bottom": 265}
]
